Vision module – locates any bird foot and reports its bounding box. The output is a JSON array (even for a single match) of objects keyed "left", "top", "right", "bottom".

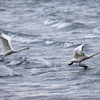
[
  {"left": 68, "top": 62, "right": 73, "bottom": 65},
  {"left": 79, "top": 63, "right": 88, "bottom": 70}
]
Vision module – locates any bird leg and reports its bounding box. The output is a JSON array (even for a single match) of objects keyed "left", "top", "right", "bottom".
[
  {"left": 68, "top": 62, "right": 73, "bottom": 65},
  {"left": 79, "top": 63, "right": 88, "bottom": 70}
]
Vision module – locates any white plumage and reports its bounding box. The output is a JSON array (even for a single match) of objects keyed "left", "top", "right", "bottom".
[
  {"left": 68, "top": 44, "right": 100, "bottom": 69},
  {"left": 0, "top": 33, "right": 14, "bottom": 53},
  {"left": 73, "top": 44, "right": 85, "bottom": 58},
  {"left": 0, "top": 33, "right": 29, "bottom": 60}
]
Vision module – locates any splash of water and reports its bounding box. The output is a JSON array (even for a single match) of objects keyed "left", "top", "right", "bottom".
[
  {"left": 0, "top": 65, "right": 16, "bottom": 77},
  {"left": 51, "top": 22, "right": 71, "bottom": 29},
  {"left": 30, "top": 68, "right": 41, "bottom": 75},
  {"left": 37, "top": 58, "right": 52, "bottom": 67}
]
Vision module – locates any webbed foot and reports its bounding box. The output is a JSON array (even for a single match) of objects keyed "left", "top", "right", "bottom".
[
  {"left": 68, "top": 62, "right": 73, "bottom": 65},
  {"left": 79, "top": 63, "right": 88, "bottom": 70}
]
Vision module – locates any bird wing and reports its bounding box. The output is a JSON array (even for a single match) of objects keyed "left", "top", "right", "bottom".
[
  {"left": 73, "top": 44, "right": 85, "bottom": 58},
  {"left": 0, "top": 33, "right": 13, "bottom": 53}
]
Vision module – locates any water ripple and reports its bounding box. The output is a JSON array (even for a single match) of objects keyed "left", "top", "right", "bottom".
[{"left": 0, "top": 65, "right": 17, "bottom": 77}]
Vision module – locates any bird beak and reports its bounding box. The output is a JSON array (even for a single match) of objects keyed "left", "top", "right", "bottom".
[{"left": 26, "top": 47, "right": 29, "bottom": 49}]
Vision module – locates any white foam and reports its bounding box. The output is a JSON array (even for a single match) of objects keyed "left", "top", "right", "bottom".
[
  {"left": 31, "top": 66, "right": 58, "bottom": 75},
  {"left": 64, "top": 42, "right": 74, "bottom": 48},
  {"left": 37, "top": 58, "right": 52, "bottom": 67},
  {"left": 92, "top": 27, "right": 100, "bottom": 34},
  {"left": 57, "top": 22, "right": 71, "bottom": 29},
  {"left": 44, "top": 19, "right": 56, "bottom": 25},
  {"left": 45, "top": 40, "right": 54, "bottom": 45},
  {"left": 51, "top": 22, "right": 60, "bottom": 28},
  {"left": 0, "top": 65, "right": 15, "bottom": 77},
  {"left": 51, "top": 22, "right": 71, "bottom": 29},
  {"left": 30, "top": 68, "right": 41, "bottom": 75},
  {"left": 50, "top": 66, "right": 58, "bottom": 72},
  {"left": 83, "top": 34, "right": 99, "bottom": 39},
  {"left": 10, "top": 35, "right": 41, "bottom": 43}
]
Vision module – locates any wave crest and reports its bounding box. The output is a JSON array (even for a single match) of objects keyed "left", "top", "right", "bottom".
[{"left": 0, "top": 65, "right": 17, "bottom": 77}]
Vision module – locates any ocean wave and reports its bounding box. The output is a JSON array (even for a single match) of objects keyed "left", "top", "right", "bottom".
[
  {"left": 37, "top": 58, "right": 52, "bottom": 67},
  {"left": 64, "top": 42, "right": 74, "bottom": 48},
  {"left": 44, "top": 39, "right": 56, "bottom": 45},
  {"left": 1, "top": 32, "right": 76, "bottom": 48},
  {"left": 71, "top": 22, "right": 85, "bottom": 29},
  {"left": 44, "top": 39, "right": 75, "bottom": 47},
  {"left": 30, "top": 66, "right": 58, "bottom": 75},
  {"left": 30, "top": 68, "right": 42, "bottom": 75},
  {"left": 44, "top": 20, "right": 85, "bottom": 30},
  {"left": 1, "top": 32, "right": 42, "bottom": 44},
  {"left": 0, "top": 65, "right": 17, "bottom": 77},
  {"left": 92, "top": 27, "right": 100, "bottom": 34},
  {"left": 44, "top": 19, "right": 57, "bottom": 25},
  {"left": 11, "top": 35, "right": 41, "bottom": 43},
  {"left": 51, "top": 22, "right": 71, "bottom": 29}
]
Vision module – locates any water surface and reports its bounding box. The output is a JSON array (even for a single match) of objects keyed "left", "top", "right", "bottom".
[{"left": 0, "top": 0, "right": 100, "bottom": 100}]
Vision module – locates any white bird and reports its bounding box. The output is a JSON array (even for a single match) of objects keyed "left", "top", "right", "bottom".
[
  {"left": 0, "top": 33, "right": 29, "bottom": 60},
  {"left": 68, "top": 44, "right": 100, "bottom": 69}
]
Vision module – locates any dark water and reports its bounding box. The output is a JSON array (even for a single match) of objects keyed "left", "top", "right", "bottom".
[{"left": 0, "top": 0, "right": 100, "bottom": 99}]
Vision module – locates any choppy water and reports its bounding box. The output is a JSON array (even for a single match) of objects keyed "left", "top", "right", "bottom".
[{"left": 0, "top": 0, "right": 100, "bottom": 99}]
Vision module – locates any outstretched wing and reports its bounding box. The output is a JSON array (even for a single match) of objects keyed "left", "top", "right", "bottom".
[
  {"left": 73, "top": 44, "right": 85, "bottom": 58},
  {"left": 0, "top": 33, "right": 13, "bottom": 53}
]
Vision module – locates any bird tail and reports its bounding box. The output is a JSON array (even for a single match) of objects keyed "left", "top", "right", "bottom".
[{"left": 88, "top": 51, "right": 100, "bottom": 58}]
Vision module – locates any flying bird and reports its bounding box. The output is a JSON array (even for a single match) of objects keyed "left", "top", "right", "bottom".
[
  {"left": 68, "top": 44, "right": 100, "bottom": 69},
  {"left": 0, "top": 33, "right": 29, "bottom": 60}
]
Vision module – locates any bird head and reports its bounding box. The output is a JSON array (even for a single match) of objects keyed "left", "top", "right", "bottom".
[{"left": 26, "top": 47, "right": 29, "bottom": 49}]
